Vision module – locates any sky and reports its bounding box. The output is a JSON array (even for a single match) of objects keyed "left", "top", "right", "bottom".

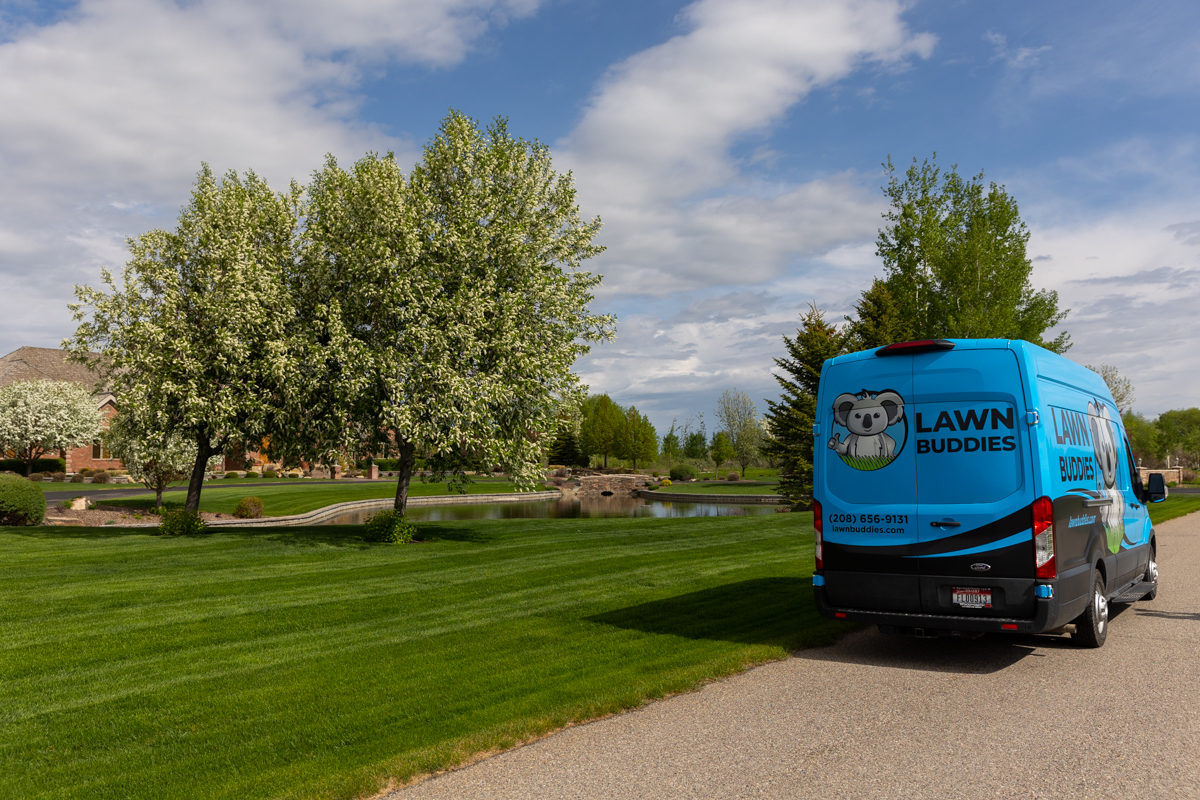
[{"left": 2, "top": 0, "right": 1198, "bottom": 433}]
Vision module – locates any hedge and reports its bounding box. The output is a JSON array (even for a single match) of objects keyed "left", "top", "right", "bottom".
[
  {"left": 0, "top": 473, "right": 46, "bottom": 526},
  {"left": 0, "top": 458, "right": 66, "bottom": 474}
]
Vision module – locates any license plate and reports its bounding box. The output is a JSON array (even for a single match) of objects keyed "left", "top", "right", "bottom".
[{"left": 952, "top": 587, "right": 992, "bottom": 609}]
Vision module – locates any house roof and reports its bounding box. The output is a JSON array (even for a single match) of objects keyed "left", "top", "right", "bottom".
[{"left": 0, "top": 347, "right": 106, "bottom": 392}]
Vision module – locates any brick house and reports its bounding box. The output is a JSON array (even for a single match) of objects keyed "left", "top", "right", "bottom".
[{"left": 0, "top": 346, "right": 122, "bottom": 473}]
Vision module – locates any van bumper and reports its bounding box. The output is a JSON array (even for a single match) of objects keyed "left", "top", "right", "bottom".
[{"left": 814, "top": 584, "right": 1060, "bottom": 634}]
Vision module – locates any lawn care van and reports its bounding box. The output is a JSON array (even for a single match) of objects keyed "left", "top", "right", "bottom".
[{"left": 811, "top": 338, "right": 1166, "bottom": 647}]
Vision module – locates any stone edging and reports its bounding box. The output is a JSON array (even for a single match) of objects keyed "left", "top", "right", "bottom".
[
  {"left": 206, "top": 490, "right": 564, "bottom": 527},
  {"left": 635, "top": 489, "right": 788, "bottom": 505}
]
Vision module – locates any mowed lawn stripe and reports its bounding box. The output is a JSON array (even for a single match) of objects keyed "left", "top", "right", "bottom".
[
  {"left": 1, "top": 514, "right": 841, "bottom": 800},
  {"left": 99, "top": 479, "right": 543, "bottom": 517}
]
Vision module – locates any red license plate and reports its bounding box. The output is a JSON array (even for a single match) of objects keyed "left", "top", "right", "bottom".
[{"left": 952, "top": 587, "right": 992, "bottom": 609}]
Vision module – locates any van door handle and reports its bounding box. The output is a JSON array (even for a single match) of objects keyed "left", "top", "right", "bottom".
[
  {"left": 1082, "top": 498, "right": 1112, "bottom": 508},
  {"left": 930, "top": 519, "right": 961, "bottom": 528}
]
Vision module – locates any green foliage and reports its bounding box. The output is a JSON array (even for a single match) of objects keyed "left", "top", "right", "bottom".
[
  {"left": 223, "top": 472, "right": 239, "bottom": 479},
  {"left": 874, "top": 154, "right": 1069, "bottom": 352},
  {"left": 0, "top": 458, "right": 65, "bottom": 474},
  {"left": 709, "top": 431, "right": 735, "bottom": 478},
  {"left": 363, "top": 509, "right": 417, "bottom": 543},
  {"left": 158, "top": 509, "right": 208, "bottom": 536},
  {"left": 547, "top": 428, "right": 587, "bottom": 468},
  {"left": 233, "top": 497, "right": 265, "bottom": 519},
  {"left": 763, "top": 305, "right": 845, "bottom": 504},
  {"left": 1123, "top": 412, "right": 1161, "bottom": 465},
  {"left": 617, "top": 405, "right": 658, "bottom": 469},
  {"left": 660, "top": 423, "right": 682, "bottom": 464},
  {"left": 0, "top": 473, "right": 46, "bottom": 525},
  {"left": 669, "top": 464, "right": 697, "bottom": 481},
  {"left": 242, "top": 471, "right": 260, "bottom": 479},
  {"left": 580, "top": 394, "right": 625, "bottom": 468},
  {"left": 263, "top": 469, "right": 277, "bottom": 479},
  {"left": 1156, "top": 408, "right": 1200, "bottom": 468},
  {"left": 683, "top": 426, "right": 708, "bottom": 461}
]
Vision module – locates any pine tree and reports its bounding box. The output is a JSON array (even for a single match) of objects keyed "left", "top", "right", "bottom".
[
  {"left": 844, "top": 279, "right": 910, "bottom": 351},
  {"left": 763, "top": 305, "right": 846, "bottom": 505}
]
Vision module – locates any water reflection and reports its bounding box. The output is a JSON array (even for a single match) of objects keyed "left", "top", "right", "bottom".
[{"left": 320, "top": 495, "right": 781, "bottom": 524}]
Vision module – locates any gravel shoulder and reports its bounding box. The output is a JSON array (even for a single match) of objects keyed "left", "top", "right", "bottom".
[{"left": 389, "top": 511, "right": 1200, "bottom": 800}]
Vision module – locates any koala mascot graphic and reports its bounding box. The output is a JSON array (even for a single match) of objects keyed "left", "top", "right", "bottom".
[
  {"left": 1087, "top": 399, "right": 1125, "bottom": 545},
  {"left": 828, "top": 390, "right": 905, "bottom": 460}
]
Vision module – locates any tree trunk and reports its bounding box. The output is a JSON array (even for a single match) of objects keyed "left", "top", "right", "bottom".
[
  {"left": 185, "top": 435, "right": 214, "bottom": 513},
  {"left": 392, "top": 436, "right": 417, "bottom": 515}
]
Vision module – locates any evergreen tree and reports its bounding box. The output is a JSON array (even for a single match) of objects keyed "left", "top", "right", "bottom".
[
  {"left": 844, "top": 279, "right": 910, "bottom": 351},
  {"left": 763, "top": 304, "right": 846, "bottom": 504},
  {"left": 547, "top": 428, "right": 585, "bottom": 467},
  {"left": 660, "top": 421, "right": 682, "bottom": 465}
]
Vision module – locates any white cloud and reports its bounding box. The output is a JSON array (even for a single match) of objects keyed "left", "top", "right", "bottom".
[
  {"left": 0, "top": 0, "right": 539, "bottom": 353},
  {"left": 559, "top": 0, "right": 934, "bottom": 295}
]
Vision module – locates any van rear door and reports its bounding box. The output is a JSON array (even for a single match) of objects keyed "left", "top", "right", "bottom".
[
  {"left": 819, "top": 355, "right": 920, "bottom": 613},
  {"left": 911, "top": 348, "right": 1035, "bottom": 617}
]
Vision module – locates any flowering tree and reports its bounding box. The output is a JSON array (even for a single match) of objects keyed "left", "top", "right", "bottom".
[
  {"left": 103, "top": 413, "right": 221, "bottom": 510},
  {"left": 66, "top": 165, "right": 303, "bottom": 513},
  {"left": 0, "top": 380, "right": 102, "bottom": 476},
  {"left": 279, "top": 112, "right": 616, "bottom": 513},
  {"left": 715, "top": 387, "right": 762, "bottom": 477}
]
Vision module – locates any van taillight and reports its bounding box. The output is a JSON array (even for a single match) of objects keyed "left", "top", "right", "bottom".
[
  {"left": 813, "top": 500, "right": 824, "bottom": 571},
  {"left": 1032, "top": 496, "right": 1056, "bottom": 580}
]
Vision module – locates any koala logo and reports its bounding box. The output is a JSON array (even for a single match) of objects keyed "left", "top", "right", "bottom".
[
  {"left": 1087, "top": 399, "right": 1126, "bottom": 552},
  {"left": 828, "top": 389, "right": 907, "bottom": 470}
]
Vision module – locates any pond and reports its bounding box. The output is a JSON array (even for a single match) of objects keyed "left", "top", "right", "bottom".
[{"left": 319, "top": 495, "right": 783, "bottom": 524}]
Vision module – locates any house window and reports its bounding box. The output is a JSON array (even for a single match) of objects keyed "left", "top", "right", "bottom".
[{"left": 92, "top": 439, "right": 111, "bottom": 459}]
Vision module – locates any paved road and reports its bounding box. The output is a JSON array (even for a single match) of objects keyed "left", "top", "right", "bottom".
[{"left": 391, "top": 512, "right": 1200, "bottom": 800}]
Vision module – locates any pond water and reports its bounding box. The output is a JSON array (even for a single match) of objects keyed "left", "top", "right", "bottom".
[{"left": 319, "top": 495, "right": 782, "bottom": 524}]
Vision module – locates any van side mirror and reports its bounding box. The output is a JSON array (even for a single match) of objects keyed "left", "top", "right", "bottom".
[{"left": 1147, "top": 472, "right": 1168, "bottom": 504}]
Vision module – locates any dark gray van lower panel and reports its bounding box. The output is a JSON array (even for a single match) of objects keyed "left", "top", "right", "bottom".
[
  {"left": 823, "top": 571, "right": 922, "bottom": 613},
  {"left": 815, "top": 586, "right": 1066, "bottom": 634},
  {"left": 919, "top": 576, "right": 1035, "bottom": 617}
]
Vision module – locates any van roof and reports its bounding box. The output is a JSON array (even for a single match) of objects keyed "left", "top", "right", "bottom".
[{"left": 826, "top": 339, "right": 1112, "bottom": 401}]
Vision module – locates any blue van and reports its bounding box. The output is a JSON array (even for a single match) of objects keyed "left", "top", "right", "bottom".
[{"left": 811, "top": 338, "right": 1166, "bottom": 647}]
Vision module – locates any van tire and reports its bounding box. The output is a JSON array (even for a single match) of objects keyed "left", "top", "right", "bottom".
[
  {"left": 1143, "top": 546, "right": 1158, "bottom": 602},
  {"left": 1072, "top": 572, "right": 1108, "bottom": 648}
]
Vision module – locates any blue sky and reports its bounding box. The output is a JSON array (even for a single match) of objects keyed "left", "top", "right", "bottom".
[{"left": 2, "top": 0, "right": 1198, "bottom": 432}]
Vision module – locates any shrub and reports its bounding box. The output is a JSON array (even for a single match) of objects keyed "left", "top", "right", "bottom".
[
  {"left": 263, "top": 468, "right": 277, "bottom": 479},
  {"left": 224, "top": 471, "right": 240, "bottom": 479},
  {"left": 70, "top": 473, "right": 85, "bottom": 483},
  {"left": 669, "top": 464, "right": 697, "bottom": 482},
  {"left": 0, "top": 473, "right": 46, "bottom": 526},
  {"left": 652, "top": 471, "right": 660, "bottom": 478},
  {"left": 80, "top": 468, "right": 94, "bottom": 476},
  {"left": 55, "top": 499, "right": 72, "bottom": 512},
  {"left": 243, "top": 471, "right": 260, "bottom": 479},
  {"left": 364, "top": 509, "right": 417, "bottom": 543},
  {"left": 91, "top": 470, "right": 111, "bottom": 484},
  {"left": 29, "top": 473, "right": 44, "bottom": 482},
  {"left": 660, "top": 478, "right": 672, "bottom": 487},
  {"left": 158, "top": 509, "right": 208, "bottom": 536},
  {"left": 0, "top": 457, "right": 65, "bottom": 474},
  {"left": 51, "top": 471, "right": 65, "bottom": 482},
  {"left": 233, "top": 497, "right": 265, "bottom": 519},
  {"left": 1182, "top": 469, "right": 1197, "bottom": 484},
  {"left": 286, "top": 470, "right": 302, "bottom": 479},
  {"left": 727, "top": 472, "right": 740, "bottom": 482}
]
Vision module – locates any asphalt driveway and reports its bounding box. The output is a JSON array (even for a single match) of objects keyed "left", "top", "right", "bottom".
[{"left": 390, "top": 511, "right": 1200, "bottom": 800}]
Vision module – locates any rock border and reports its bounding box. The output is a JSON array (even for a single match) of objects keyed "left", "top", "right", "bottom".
[
  {"left": 206, "top": 490, "right": 564, "bottom": 527},
  {"left": 636, "top": 489, "right": 788, "bottom": 505}
]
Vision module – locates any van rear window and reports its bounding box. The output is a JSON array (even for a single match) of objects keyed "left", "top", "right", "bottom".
[{"left": 913, "top": 401, "right": 1023, "bottom": 504}]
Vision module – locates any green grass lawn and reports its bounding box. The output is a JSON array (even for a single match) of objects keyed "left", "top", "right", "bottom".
[
  {"left": 99, "top": 478, "right": 544, "bottom": 517},
  {"left": 656, "top": 480, "right": 781, "bottom": 495},
  {"left": 1149, "top": 493, "right": 1200, "bottom": 525},
  {"left": 0, "top": 513, "right": 841, "bottom": 800}
]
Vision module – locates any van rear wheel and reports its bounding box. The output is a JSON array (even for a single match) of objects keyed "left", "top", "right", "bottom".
[
  {"left": 1072, "top": 572, "right": 1108, "bottom": 648},
  {"left": 1143, "top": 547, "right": 1158, "bottom": 602}
]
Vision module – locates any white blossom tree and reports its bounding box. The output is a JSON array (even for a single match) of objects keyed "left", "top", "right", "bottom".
[
  {"left": 0, "top": 380, "right": 102, "bottom": 476},
  {"left": 103, "top": 412, "right": 221, "bottom": 510},
  {"left": 279, "top": 112, "right": 616, "bottom": 513},
  {"left": 66, "top": 165, "right": 303, "bottom": 513}
]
